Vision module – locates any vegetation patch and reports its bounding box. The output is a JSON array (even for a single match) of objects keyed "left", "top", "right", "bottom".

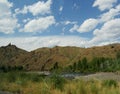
[
  {"left": 102, "top": 80, "right": 118, "bottom": 88},
  {"left": 0, "top": 72, "right": 120, "bottom": 94}
]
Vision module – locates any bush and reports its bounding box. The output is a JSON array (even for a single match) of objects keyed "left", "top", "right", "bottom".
[
  {"left": 19, "top": 73, "right": 45, "bottom": 83},
  {"left": 50, "top": 74, "right": 66, "bottom": 90},
  {"left": 30, "top": 74, "right": 44, "bottom": 82},
  {"left": 6, "top": 72, "right": 17, "bottom": 82}
]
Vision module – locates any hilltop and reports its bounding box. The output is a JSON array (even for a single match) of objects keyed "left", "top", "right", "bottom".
[{"left": 0, "top": 43, "right": 27, "bottom": 66}]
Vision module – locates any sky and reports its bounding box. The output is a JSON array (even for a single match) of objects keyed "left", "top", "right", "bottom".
[{"left": 0, "top": 0, "right": 120, "bottom": 51}]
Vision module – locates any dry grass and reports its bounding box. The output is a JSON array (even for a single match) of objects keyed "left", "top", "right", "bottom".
[{"left": 1, "top": 77, "right": 120, "bottom": 94}]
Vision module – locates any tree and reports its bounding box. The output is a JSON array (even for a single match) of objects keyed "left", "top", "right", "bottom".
[
  {"left": 82, "top": 57, "right": 88, "bottom": 70},
  {"left": 77, "top": 60, "right": 82, "bottom": 70},
  {"left": 52, "top": 62, "right": 59, "bottom": 70},
  {"left": 72, "top": 62, "right": 77, "bottom": 72}
]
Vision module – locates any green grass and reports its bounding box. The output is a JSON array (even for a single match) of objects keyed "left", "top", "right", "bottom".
[
  {"left": 102, "top": 79, "right": 118, "bottom": 87},
  {"left": 0, "top": 72, "right": 45, "bottom": 83}
]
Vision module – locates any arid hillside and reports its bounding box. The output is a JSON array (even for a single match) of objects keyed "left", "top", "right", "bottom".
[{"left": 0, "top": 43, "right": 120, "bottom": 71}]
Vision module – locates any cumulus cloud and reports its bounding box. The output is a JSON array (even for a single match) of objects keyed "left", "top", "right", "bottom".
[
  {"left": 0, "top": 0, "right": 18, "bottom": 34},
  {"left": 90, "top": 18, "right": 120, "bottom": 45},
  {"left": 70, "top": 3, "right": 120, "bottom": 33},
  {"left": 77, "top": 19, "right": 98, "bottom": 33},
  {"left": 22, "top": 16, "right": 55, "bottom": 33},
  {"left": 0, "top": 36, "right": 87, "bottom": 51},
  {"left": 0, "top": 0, "right": 13, "bottom": 18},
  {"left": 93, "top": 0, "right": 117, "bottom": 11},
  {"left": 15, "top": 0, "right": 52, "bottom": 16},
  {"left": 70, "top": 18, "right": 98, "bottom": 33},
  {"left": 69, "top": 17, "right": 120, "bottom": 46},
  {"left": 0, "top": 18, "right": 18, "bottom": 34},
  {"left": 100, "top": 4, "right": 120, "bottom": 22}
]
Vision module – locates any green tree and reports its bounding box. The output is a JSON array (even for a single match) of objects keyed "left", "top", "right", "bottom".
[
  {"left": 77, "top": 60, "right": 82, "bottom": 71},
  {"left": 72, "top": 62, "right": 77, "bottom": 72},
  {"left": 81, "top": 57, "right": 88, "bottom": 73}
]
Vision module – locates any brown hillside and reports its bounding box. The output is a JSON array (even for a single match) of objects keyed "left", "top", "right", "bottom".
[{"left": 0, "top": 43, "right": 120, "bottom": 71}]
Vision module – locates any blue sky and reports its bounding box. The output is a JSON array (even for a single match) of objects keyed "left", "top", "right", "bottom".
[{"left": 0, "top": 0, "right": 120, "bottom": 51}]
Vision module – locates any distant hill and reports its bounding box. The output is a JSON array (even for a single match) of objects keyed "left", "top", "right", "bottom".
[{"left": 0, "top": 43, "right": 120, "bottom": 71}]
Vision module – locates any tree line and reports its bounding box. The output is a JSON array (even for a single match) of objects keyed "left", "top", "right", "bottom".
[
  {"left": 64, "top": 51, "right": 120, "bottom": 73},
  {"left": 0, "top": 65, "right": 23, "bottom": 72}
]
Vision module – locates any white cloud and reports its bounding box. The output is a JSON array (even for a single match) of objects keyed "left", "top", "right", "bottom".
[
  {"left": 0, "top": 36, "right": 87, "bottom": 51},
  {"left": 64, "top": 20, "right": 77, "bottom": 25},
  {"left": 59, "top": 6, "right": 63, "bottom": 12},
  {"left": 15, "top": 6, "right": 28, "bottom": 14},
  {"left": 70, "top": 24, "right": 79, "bottom": 32},
  {"left": 15, "top": 0, "right": 52, "bottom": 16},
  {"left": 0, "top": 18, "right": 18, "bottom": 34},
  {"left": 0, "top": 0, "right": 18, "bottom": 34},
  {"left": 70, "top": 18, "right": 98, "bottom": 33},
  {"left": 69, "top": 17, "right": 120, "bottom": 46},
  {"left": 90, "top": 18, "right": 120, "bottom": 45},
  {"left": 22, "top": 16, "right": 55, "bottom": 33},
  {"left": 77, "top": 19, "right": 98, "bottom": 33},
  {"left": 0, "top": 0, "right": 13, "bottom": 18},
  {"left": 70, "top": 4, "right": 120, "bottom": 33},
  {"left": 93, "top": 0, "right": 117, "bottom": 11},
  {"left": 100, "top": 4, "right": 120, "bottom": 22}
]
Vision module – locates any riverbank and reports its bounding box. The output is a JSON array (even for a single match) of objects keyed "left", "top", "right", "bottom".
[
  {"left": 26, "top": 71, "right": 120, "bottom": 80},
  {"left": 76, "top": 72, "right": 120, "bottom": 81}
]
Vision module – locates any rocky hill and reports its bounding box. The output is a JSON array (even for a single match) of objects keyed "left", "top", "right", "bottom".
[{"left": 0, "top": 43, "right": 27, "bottom": 66}]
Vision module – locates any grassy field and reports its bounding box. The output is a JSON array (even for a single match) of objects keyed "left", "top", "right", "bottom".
[{"left": 0, "top": 72, "right": 120, "bottom": 94}]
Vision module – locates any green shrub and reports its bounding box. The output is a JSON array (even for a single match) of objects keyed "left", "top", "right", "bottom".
[
  {"left": 50, "top": 74, "right": 66, "bottom": 90},
  {"left": 6, "top": 72, "right": 17, "bottom": 82},
  {"left": 30, "top": 74, "right": 43, "bottom": 82}
]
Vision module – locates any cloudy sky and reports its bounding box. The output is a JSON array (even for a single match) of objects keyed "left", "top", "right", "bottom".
[{"left": 0, "top": 0, "right": 120, "bottom": 51}]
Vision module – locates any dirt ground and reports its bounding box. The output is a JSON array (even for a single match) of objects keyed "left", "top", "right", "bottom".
[{"left": 76, "top": 72, "right": 120, "bottom": 81}]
